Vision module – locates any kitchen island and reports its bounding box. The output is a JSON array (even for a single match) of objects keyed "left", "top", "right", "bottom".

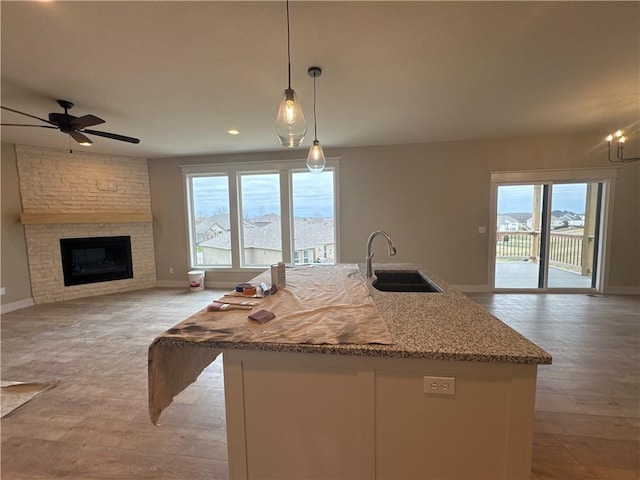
[{"left": 149, "top": 263, "right": 551, "bottom": 479}]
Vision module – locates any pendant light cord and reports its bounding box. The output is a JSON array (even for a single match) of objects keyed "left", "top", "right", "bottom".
[
  {"left": 286, "top": 0, "right": 291, "bottom": 89},
  {"left": 313, "top": 74, "right": 318, "bottom": 141}
]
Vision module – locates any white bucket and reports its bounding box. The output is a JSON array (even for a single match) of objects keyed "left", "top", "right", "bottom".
[{"left": 188, "top": 270, "right": 205, "bottom": 291}]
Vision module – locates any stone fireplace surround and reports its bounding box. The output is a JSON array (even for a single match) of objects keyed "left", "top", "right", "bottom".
[{"left": 16, "top": 146, "right": 157, "bottom": 304}]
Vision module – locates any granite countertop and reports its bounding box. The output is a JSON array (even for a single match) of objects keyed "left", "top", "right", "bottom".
[
  {"left": 155, "top": 263, "right": 552, "bottom": 365},
  {"left": 364, "top": 263, "right": 552, "bottom": 364}
]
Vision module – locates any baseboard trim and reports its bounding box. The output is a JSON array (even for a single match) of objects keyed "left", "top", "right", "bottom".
[
  {"left": 155, "top": 280, "right": 236, "bottom": 290},
  {"left": 454, "top": 284, "right": 639, "bottom": 295},
  {"left": 155, "top": 280, "right": 189, "bottom": 288},
  {"left": 454, "top": 284, "right": 491, "bottom": 293},
  {"left": 1, "top": 297, "right": 35, "bottom": 314},
  {"left": 603, "top": 286, "right": 640, "bottom": 295}
]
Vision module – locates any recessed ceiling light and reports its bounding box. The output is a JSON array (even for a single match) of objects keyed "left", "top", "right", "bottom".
[{"left": 228, "top": 129, "right": 240, "bottom": 135}]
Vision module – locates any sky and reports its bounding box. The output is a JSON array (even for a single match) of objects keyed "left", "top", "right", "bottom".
[
  {"left": 193, "top": 171, "right": 334, "bottom": 218},
  {"left": 497, "top": 183, "right": 589, "bottom": 214},
  {"left": 195, "top": 176, "right": 587, "bottom": 218}
]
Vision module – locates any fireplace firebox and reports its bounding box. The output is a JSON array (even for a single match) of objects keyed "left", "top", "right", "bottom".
[{"left": 60, "top": 236, "right": 133, "bottom": 287}]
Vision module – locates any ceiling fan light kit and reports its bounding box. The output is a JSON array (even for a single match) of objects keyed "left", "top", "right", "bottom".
[{"left": 0, "top": 99, "right": 140, "bottom": 148}]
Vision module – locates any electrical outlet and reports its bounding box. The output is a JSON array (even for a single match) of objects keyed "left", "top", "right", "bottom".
[
  {"left": 0, "top": 287, "right": 5, "bottom": 295},
  {"left": 423, "top": 376, "right": 456, "bottom": 395},
  {"left": 169, "top": 267, "right": 174, "bottom": 274},
  {"left": 97, "top": 179, "right": 118, "bottom": 191}
]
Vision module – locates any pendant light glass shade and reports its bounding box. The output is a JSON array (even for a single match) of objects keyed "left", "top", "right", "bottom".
[
  {"left": 276, "top": 88, "right": 306, "bottom": 147},
  {"left": 306, "top": 139, "right": 326, "bottom": 173},
  {"left": 275, "top": 1, "right": 306, "bottom": 148}
]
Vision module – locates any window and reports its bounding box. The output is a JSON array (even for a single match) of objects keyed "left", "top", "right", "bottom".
[
  {"left": 184, "top": 159, "right": 339, "bottom": 270},
  {"left": 291, "top": 170, "right": 335, "bottom": 265},
  {"left": 189, "top": 175, "right": 231, "bottom": 266},
  {"left": 239, "top": 173, "right": 282, "bottom": 267}
]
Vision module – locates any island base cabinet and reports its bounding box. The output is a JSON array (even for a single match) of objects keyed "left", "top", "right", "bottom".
[{"left": 223, "top": 350, "right": 537, "bottom": 480}]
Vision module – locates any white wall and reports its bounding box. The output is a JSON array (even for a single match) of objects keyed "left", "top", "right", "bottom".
[
  {"left": 1, "top": 143, "right": 33, "bottom": 311},
  {"left": 149, "top": 132, "right": 640, "bottom": 292}
]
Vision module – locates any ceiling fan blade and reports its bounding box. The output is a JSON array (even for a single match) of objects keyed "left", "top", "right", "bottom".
[
  {"left": 72, "top": 114, "right": 105, "bottom": 129},
  {"left": 1, "top": 105, "right": 56, "bottom": 126},
  {"left": 83, "top": 129, "right": 140, "bottom": 144},
  {"left": 1, "top": 123, "right": 58, "bottom": 129},
  {"left": 69, "top": 130, "right": 93, "bottom": 145}
]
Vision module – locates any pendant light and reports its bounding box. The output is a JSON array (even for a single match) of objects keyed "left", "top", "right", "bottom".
[
  {"left": 306, "top": 66, "right": 326, "bottom": 173},
  {"left": 275, "top": 0, "right": 306, "bottom": 147}
]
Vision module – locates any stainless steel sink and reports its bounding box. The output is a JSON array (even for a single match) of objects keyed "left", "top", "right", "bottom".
[{"left": 372, "top": 270, "right": 443, "bottom": 293}]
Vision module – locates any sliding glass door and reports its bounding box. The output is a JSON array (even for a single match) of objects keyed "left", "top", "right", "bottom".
[
  {"left": 494, "top": 182, "right": 603, "bottom": 290},
  {"left": 546, "top": 183, "right": 601, "bottom": 288},
  {"left": 494, "top": 185, "right": 543, "bottom": 289}
]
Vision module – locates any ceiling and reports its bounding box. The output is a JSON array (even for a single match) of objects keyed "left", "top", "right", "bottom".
[{"left": 1, "top": 1, "right": 639, "bottom": 159}]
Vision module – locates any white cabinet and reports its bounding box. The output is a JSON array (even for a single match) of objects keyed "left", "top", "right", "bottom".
[{"left": 223, "top": 349, "right": 537, "bottom": 479}]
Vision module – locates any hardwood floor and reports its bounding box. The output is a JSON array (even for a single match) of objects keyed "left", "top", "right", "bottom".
[
  {"left": 1, "top": 288, "right": 228, "bottom": 480},
  {"left": 471, "top": 293, "right": 639, "bottom": 480},
  {"left": 1, "top": 288, "right": 638, "bottom": 479}
]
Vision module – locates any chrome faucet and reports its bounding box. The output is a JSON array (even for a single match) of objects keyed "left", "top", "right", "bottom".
[{"left": 366, "top": 231, "right": 397, "bottom": 277}]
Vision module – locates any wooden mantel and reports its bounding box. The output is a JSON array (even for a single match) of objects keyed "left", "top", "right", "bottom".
[{"left": 20, "top": 212, "right": 153, "bottom": 225}]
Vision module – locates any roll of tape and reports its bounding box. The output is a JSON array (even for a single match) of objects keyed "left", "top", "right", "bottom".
[{"left": 236, "top": 282, "right": 252, "bottom": 293}]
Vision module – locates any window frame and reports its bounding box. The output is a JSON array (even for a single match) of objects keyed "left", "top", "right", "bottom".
[{"left": 182, "top": 158, "right": 340, "bottom": 272}]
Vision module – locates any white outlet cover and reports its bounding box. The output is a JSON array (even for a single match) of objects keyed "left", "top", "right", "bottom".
[{"left": 423, "top": 376, "right": 456, "bottom": 395}]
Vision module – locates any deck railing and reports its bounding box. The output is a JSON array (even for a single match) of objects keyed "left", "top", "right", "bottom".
[
  {"left": 496, "top": 232, "right": 533, "bottom": 258},
  {"left": 496, "top": 231, "right": 593, "bottom": 273}
]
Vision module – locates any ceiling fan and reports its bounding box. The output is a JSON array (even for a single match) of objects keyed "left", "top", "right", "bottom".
[{"left": 1, "top": 99, "right": 140, "bottom": 145}]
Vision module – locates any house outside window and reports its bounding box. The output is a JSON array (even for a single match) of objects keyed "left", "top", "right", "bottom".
[{"left": 184, "top": 159, "right": 339, "bottom": 270}]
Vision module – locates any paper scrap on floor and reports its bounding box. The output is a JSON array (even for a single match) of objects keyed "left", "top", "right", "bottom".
[{"left": 1, "top": 380, "right": 60, "bottom": 418}]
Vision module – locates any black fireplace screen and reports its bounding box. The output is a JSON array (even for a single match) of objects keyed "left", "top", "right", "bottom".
[{"left": 60, "top": 236, "right": 133, "bottom": 286}]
